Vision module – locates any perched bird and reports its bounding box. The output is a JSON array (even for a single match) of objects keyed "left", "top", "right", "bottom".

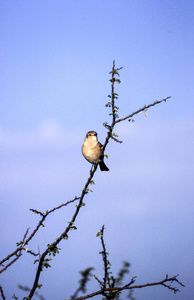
[{"left": 82, "top": 131, "right": 109, "bottom": 171}]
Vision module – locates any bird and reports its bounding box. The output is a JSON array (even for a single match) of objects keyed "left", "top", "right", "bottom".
[{"left": 82, "top": 131, "right": 109, "bottom": 171}]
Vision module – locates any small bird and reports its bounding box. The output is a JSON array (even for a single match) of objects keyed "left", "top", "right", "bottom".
[{"left": 82, "top": 131, "right": 109, "bottom": 171}]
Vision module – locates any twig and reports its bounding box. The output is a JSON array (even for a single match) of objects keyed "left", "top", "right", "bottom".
[
  {"left": 72, "top": 274, "right": 184, "bottom": 300},
  {"left": 115, "top": 97, "right": 171, "bottom": 124},
  {"left": 99, "top": 226, "right": 110, "bottom": 287},
  {"left": 0, "top": 228, "right": 29, "bottom": 274},
  {"left": 0, "top": 197, "right": 80, "bottom": 267},
  {"left": 110, "top": 135, "right": 123, "bottom": 143},
  {"left": 102, "top": 62, "right": 171, "bottom": 157},
  {"left": 0, "top": 286, "right": 6, "bottom": 300},
  {"left": 94, "top": 275, "right": 103, "bottom": 286},
  {"left": 28, "top": 167, "right": 98, "bottom": 299}
]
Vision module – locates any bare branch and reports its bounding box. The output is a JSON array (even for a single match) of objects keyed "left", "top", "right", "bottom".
[
  {"left": 0, "top": 228, "right": 29, "bottom": 274},
  {"left": 111, "top": 60, "right": 116, "bottom": 124},
  {"left": 70, "top": 223, "right": 184, "bottom": 300},
  {"left": 115, "top": 96, "right": 171, "bottom": 124},
  {"left": 110, "top": 135, "right": 123, "bottom": 143},
  {"left": 0, "top": 286, "right": 6, "bottom": 300},
  {"left": 99, "top": 225, "right": 110, "bottom": 287},
  {"left": 28, "top": 167, "right": 98, "bottom": 299},
  {"left": 1, "top": 61, "right": 178, "bottom": 300},
  {"left": 94, "top": 275, "right": 103, "bottom": 286},
  {"left": 0, "top": 197, "right": 80, "bottom": 267},
  {"left": 72, "top": 274, "right": 184, "bottom": 300}
]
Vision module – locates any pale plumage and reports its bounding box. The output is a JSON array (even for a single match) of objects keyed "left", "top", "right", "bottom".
[{"left": 82, "top": 131, "right": 109, "bottom": 171}]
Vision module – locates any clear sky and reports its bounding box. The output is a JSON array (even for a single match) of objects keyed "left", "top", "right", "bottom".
[{"left": 0, "top": 1, "right": 194, "bottom": 299}]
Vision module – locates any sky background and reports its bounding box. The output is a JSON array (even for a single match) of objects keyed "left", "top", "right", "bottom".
[{"left": 0, "top": 1, "right": 194, "bottom": 299}]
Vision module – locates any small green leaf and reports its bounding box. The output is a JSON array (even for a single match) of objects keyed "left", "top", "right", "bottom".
[
  {"left": 113, "top": 133, "right": 118, "bottom": 137},
  {"left": 34, "top": 259, "right": 39, "bottom": 264},
  {"left": 63, "top": 234, "right": 68, "bottom": 240},
  {"left": 114, "top": 78, "right": 121, "bottom": 84},
  {"left": 105, "top": 102, "right": 112, "bottom": 107},
  {"left": 104, "top": 153, "right": 109, "bottom": 159},
  {"left": 37, "top": 284, "right": 42, "bottom": 289}
]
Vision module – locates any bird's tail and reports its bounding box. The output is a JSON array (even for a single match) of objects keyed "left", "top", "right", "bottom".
[{"left": 99, "top": 161, "right": 109, "bottom": 171}]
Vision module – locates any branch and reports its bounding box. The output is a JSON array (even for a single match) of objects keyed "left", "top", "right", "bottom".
[
  {"left": 103, "top": 60, "right": 171, "bottom": 149},
  {"left": 1, "top": 61, "right": 175, "bottom": 300},
  {"left": 0, "top": 228, "right": 29, "bottom": 274},
  {"left": 68, "top": 61, "right": 175, "bottom": 300},
  {"left": 99, "top": 225, "right": 110, "bottom": 287},
  {"left": 0, "top": 197, "right": 80, "bottom": 268},
  {"left": 70, "top": 222, "right": 184, "bottom": 300},
  {"left": 115, "top": 96, "right": 171, "bottom": 124},
  {"left": 0, "top": 286, "right": 5, "bottom": 300},
  {"left": 28, "top": 166, "right": 98, "bottom": 299},
  {"left": 72, "top": 274, "right": 184, "bottom": 300},
  {"left": 28, "top": 62, "right": 175, "bottom": 300},
  {"left": 110, "top": 135, "right": 123, "bottom": 143}
]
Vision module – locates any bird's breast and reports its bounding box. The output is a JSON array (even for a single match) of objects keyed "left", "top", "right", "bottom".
[{"left": 82, "top": 140, "right": 101, "bottom": 164}]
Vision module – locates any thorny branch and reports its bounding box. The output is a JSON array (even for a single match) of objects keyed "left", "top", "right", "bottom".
[
  {"left": 115, "top": 96, "right": 171, "bottom": 125},
  {"left": 0, "top": 228, "right": 29, "bottom": 274},
  {"left": 71, "top": 227, "right": 184, "bottom": 300},
  {"left": 0, "top": 197, "right": 80, "bottom": 268},
  {"left": 0, "top": 286, "right": 5, "bottom": 300},
  {"left": 102, "top": 60, "right": 171, "bottom": 152},
  {"left": 99, "top": 225, "right": 110, "bottom": 287},
  {"left": 71, "top": 274, "right": 185, "bottom": 300},
  {"left": 28, "top": 171, "right": 97, "bottom": 299},
  {"left": 0, "top": 61, "right": 176, "bottom": 300}
]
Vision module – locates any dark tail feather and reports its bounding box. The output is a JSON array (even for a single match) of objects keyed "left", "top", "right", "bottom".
[{"left": 99, "top": 161, "right": 109, "bottom": 171}]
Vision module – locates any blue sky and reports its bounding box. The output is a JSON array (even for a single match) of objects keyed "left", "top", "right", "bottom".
[{"left": 0, "top": 1, "right": 194, "bottom": 299}]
